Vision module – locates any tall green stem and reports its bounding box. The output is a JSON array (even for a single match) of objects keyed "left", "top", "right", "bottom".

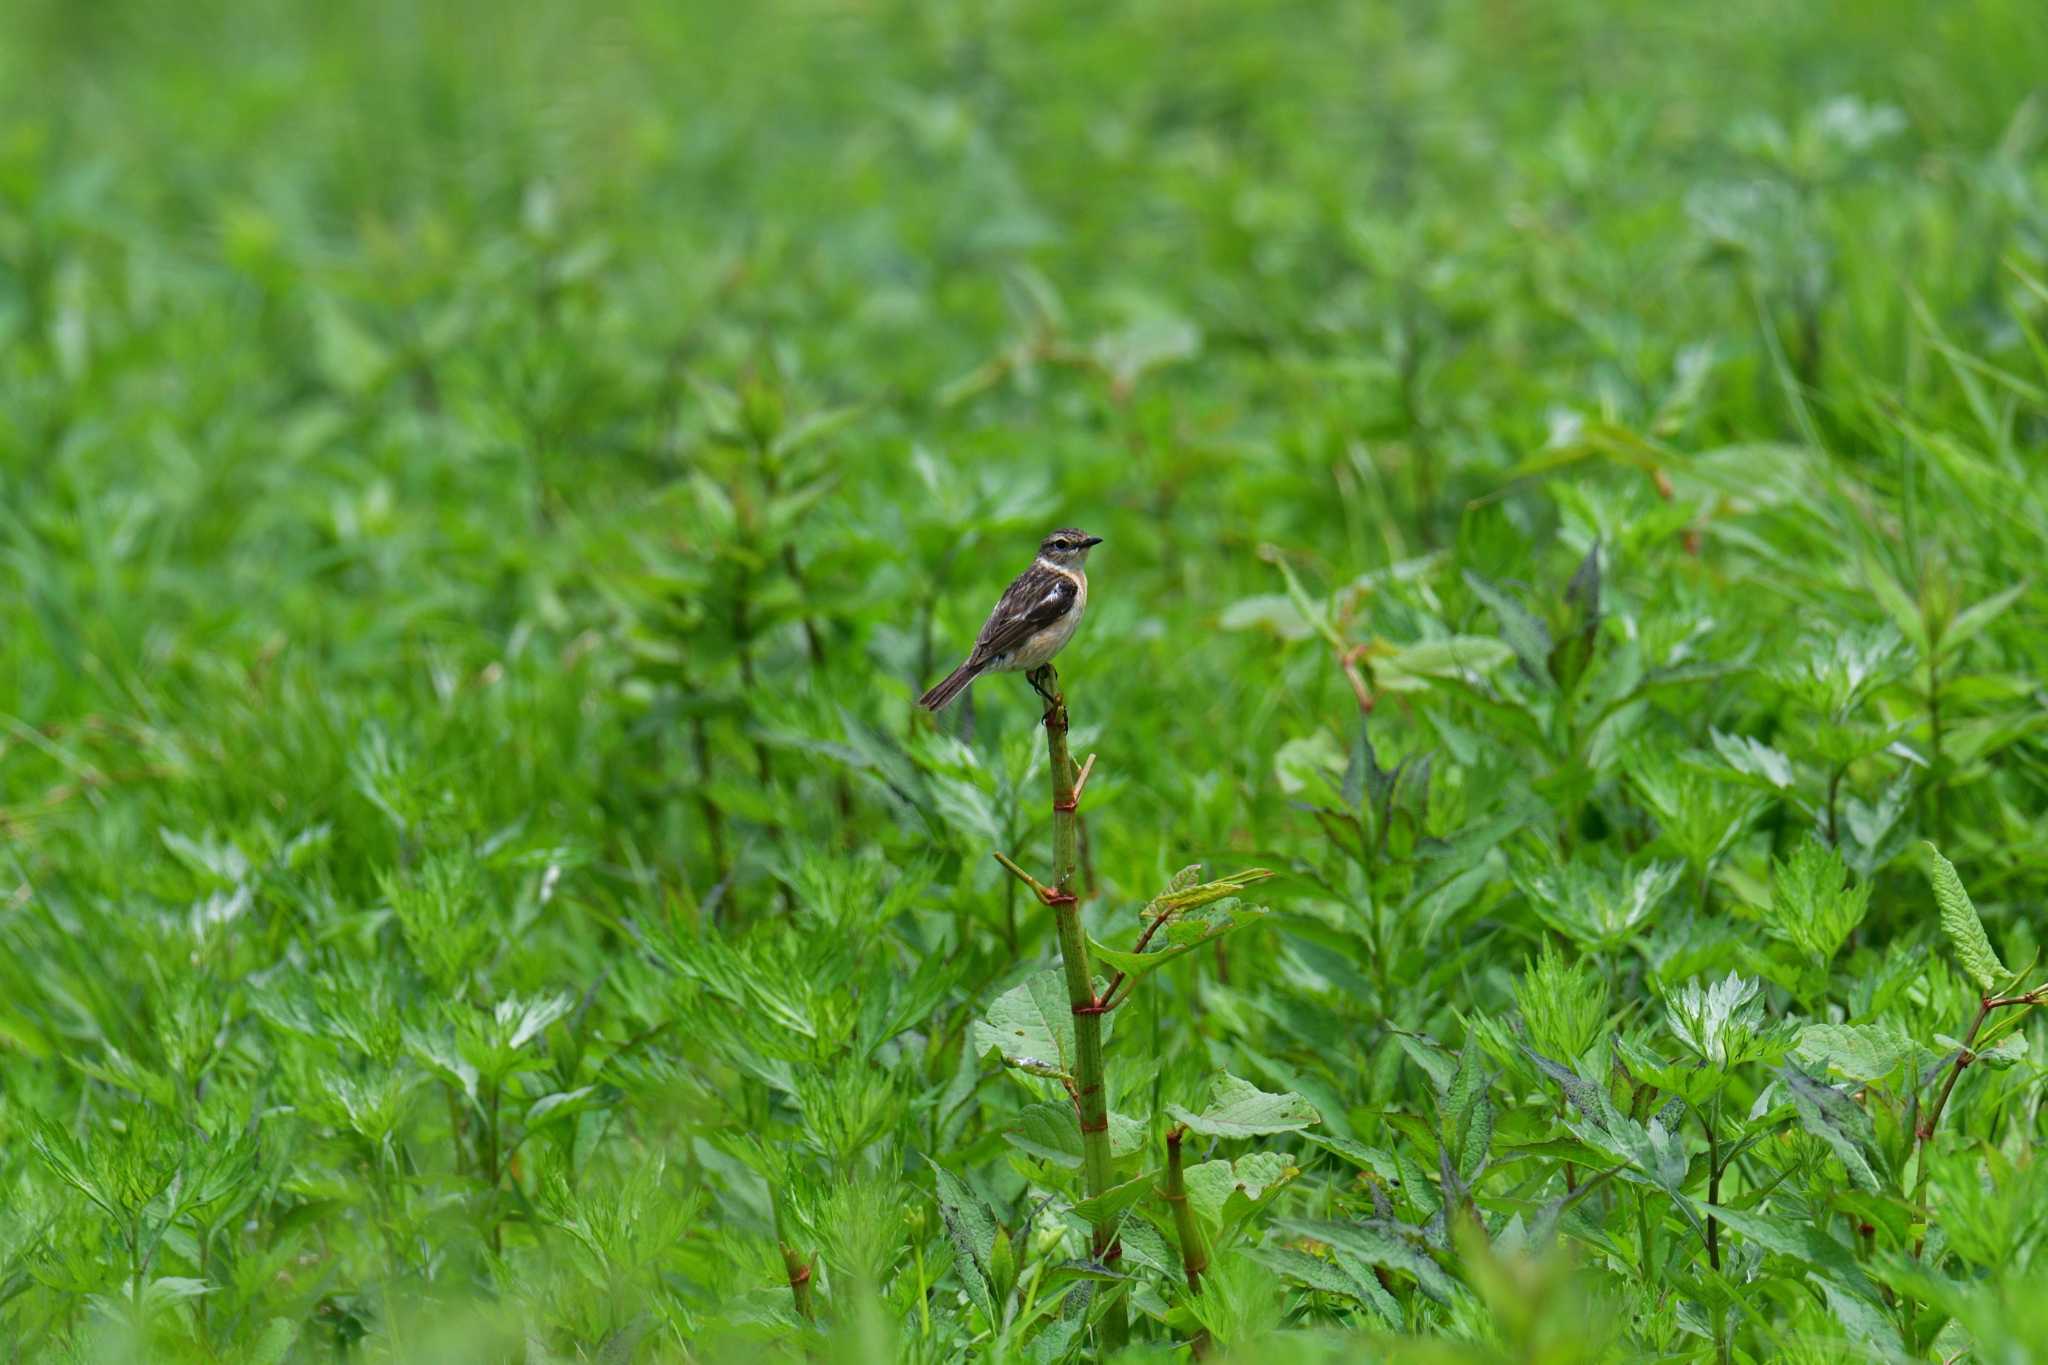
[
  {"left": 1166, "top": 1126, "right": 1212, "bottom": 1359},
  {"left": 1035, "top": 665, "right": 1124, "bottom": 1346}
]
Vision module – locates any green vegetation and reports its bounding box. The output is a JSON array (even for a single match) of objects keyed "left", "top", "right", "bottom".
[{"left": 4, "top": 0, "right": 2047, "bottom": 1359}]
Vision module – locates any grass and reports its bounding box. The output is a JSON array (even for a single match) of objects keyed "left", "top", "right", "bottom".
[{"left": 3, "top": 0, "right": 2048, "bottom": 1359}]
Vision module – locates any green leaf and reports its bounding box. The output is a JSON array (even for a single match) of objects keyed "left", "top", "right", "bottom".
[
  {"left": 1705, "top": 1203, "right": 1875, "bottom": 1301},
  {"left": 1924, "top": 843, "right": 2008, "bottom": 992},
  {"left": 1373, "top": 635, "right": 1516, "bottom": 693},
  {"left": 1089, "top": 903, "right": 1270, "bottom": 981},
  {"left": 927, "top": 1160, "right": 999, "bottom": 1324},
  {"left": 1793, "top": 1020, "right": 1921, "bottom": 1085},
  {"left": 1180, "top": 1151, "right": 1296, "bottom": 1221},
  {"left": 1218, "top": 593, "right": 1314, "bottom": 640},
  {"left": 1249, "top": 1245, "right": 1401, "bottom": 1323},
  {"left": 1167, "top": 1073, "right": 1321, "bottom": 1138},
  {"left": 1281, "top": 1217, "right": 1459, "bottom": 1306},
  {"left": 1463, "top": 571, "right": 1553, "bottom": 685},
  {"left": 1005, "top": 1103, "right": 1083, "bottom": 1167},
  {"left": 1778, "top": 1064, "right": 1886, "bottom": 1192},
  {"left": 1072, "top": 1170, "right": 1156, "bottom": 1223},
  {"left": 1819, "top": 1279, "right": 1906, "bottom": 1355},
  {"left": 524, "top": 1085, "right": 604, "bottom": 1134},
  {"left": 1711, "top": 729, "right": 1796, "bottom": 790},
  {"left": 972, "top": 968, "right": 1109, "bottom": 1080},
  {"left": 1937, "top": 580, "right": 2026, "bottom": 659}
]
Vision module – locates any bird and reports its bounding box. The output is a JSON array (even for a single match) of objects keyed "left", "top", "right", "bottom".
[{"left": 918, "top": 528, "right": 1103, "bottom": 712}]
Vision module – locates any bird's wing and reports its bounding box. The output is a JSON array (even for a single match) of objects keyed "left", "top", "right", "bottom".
[{"left": 973, "top": 564, "right": 1078, "bottom": 659}]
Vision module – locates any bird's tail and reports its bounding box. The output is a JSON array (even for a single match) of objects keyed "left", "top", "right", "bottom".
[{"left": 918, "top": 656, "right": 986, "bottom": 712}]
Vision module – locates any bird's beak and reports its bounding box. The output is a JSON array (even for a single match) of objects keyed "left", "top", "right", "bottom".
[{"left": 1082, "top": 536, "right": 1104, "bottom": 547}]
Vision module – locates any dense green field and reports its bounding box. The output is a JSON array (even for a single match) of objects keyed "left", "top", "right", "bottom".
[{"left": 5, "top": 1, "right": 2048, "bottom": 1359}]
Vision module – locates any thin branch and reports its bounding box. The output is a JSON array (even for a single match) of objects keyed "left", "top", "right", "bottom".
[{"left": 992, "top": 851, "right": 1060, "bottom": 905}]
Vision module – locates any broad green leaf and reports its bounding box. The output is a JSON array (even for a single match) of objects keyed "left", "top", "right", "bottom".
[
  {"left": 1005, "top": 1103, "right": 1083, "bottom": 1167},
  {"left": 1793, "top": 1020, "right": 1920, "bottom": 1085},
  {"left": 1778, "top": 1064, "right": 1886, "bottom": 1191},
  {"left": 1180, "top": 1151, "right": 1296, "bottom": 1221},
  {"left": 1819, "top": 1279, "right": 1906, "bottom": 1355},
  {"left": 1374, "top": 635, "right": 1516, "bottom": 693},
  {"left": 1218, "top": 594, "right": 1314, "bottom": 640},
  {"left": 972, "top": 968, "right": 1108, "bottom": 1080},
  {"left": 1924, "top": 843, "right": 2008, "bottom": 992},
  {"left": 1167, "top": 1073, "right": 1321, "bottom": 1138}
]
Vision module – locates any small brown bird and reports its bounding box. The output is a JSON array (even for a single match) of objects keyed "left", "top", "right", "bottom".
[{"left": 918, "top": 528, "right": 1103, "bottom": 711}]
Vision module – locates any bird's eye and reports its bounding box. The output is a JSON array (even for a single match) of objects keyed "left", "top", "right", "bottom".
[{"left": 1053, "top": 539, "right": 1070, "bottom": 550}]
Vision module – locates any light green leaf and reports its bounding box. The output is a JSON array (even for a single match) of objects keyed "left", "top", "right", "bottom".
[
  {"left": 524, "top": 1085, "right": 603, "bottom": 1134},
  {"left": 1924, "top": 843, "right": 2008, "bottom": 992},
  {"left": 1218, "top": 594, "right": 1314, "bottom": 640},
  {"left": 1374, "top": 636, "right": 1516, "bottom": 693},
  {"left": 1181, "top": 1151, "right": 1296, "bottom": 1221},
  {"left": 1793, "top": 1020, "right": 1920, "bottom": 1085},
  {"left": 973, "top": 968, "right": 1108, "bottom": 1080},
  {"left": 1711, "top": 729, "right": 1796, "bottom": 790},
  {"left": 1167, "top": 1073, "right": 1320, "bottom": 1138}
]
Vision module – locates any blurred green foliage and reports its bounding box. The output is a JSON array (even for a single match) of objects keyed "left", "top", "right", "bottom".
[{"left": 3, "top": 0, "right": 2047, "bottom": 1359}]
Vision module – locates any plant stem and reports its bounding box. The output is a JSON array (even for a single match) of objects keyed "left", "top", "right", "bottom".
[
  {"left": 1165, "top": 1127, "right": 1207, "bottom": 1293},
  {"left": 1706, "top": 1096, "right": 1727, "bottom": 1365},
  {"left": 1910, "top": 987, "right": 2044, "bottom": 1255},
  {"left": 1165, "top": 1125, "right": 1211, "bottom": 1359},
  {"left": 780, "top": 1242, "right": 815, "bottom": 1321},
  {"left": 1033, "top": 665, "right": 1124, "bottom": 1346}
]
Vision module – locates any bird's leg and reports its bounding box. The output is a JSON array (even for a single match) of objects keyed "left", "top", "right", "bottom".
[{"left": 1027, "top": 664, "right": 1060, "bottom": 715}]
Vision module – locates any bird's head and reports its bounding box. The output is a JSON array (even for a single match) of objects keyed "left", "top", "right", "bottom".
[{"left": 1038, "top": 527, "right": 1103, "bottom": 569}]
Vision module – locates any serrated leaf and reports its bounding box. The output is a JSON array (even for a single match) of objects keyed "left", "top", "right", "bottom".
[
  {"left": 1819, "top": 1278, "right": 1906, "bottom": 1354},
  {"left": 1089, "top": 901, "right": 1270, "bottom": 981},
  {"left": 1711, "top": 729, "right": 1796, "bottom": 789},
  {"left": 1117, "top": 1218, "right": 1178, "bottom": 1279},
  {"left": 927, "top": 1160, "right": 999, "bottom": 1323},
  {"left": 1924, "top": 843, "right": 2007, "bottom": 992},
  {"left": 1779, "top": 1063, "right": 1886, "bottom": 1191},
  {"left": 1167, "top": 1073, "right": 1320, "bottom": 1138},
  {"left": 1793, "top": 1020, "right": 1920, "bottom": 1085},
  {"left": 1281, "top": 1217, "right": 1458, "bottom": 1305},
  {"left": 972, "top": 968, "right": 1109, "bottom": 1080}
]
